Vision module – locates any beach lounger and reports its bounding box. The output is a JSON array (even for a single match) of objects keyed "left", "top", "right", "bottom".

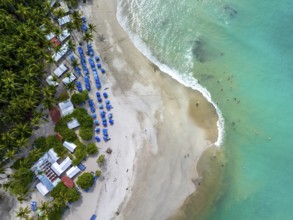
[
  {"left": 75, "top": 81, "right": 83, "bottom": 92},
  {"left": 95, "top": 136, "right": 101, "bottom": 142},
  {"left": 102, "top": 120, "right": 107, "bottom": 127},
  {"left": 92, "top": 114, "right": 97, "bottom": 119},
  {"left": 88, "top": 99, "right": 94, "bottom": 106},
  {"left": 90, "top": 214, "right": 97, "bottom": 220},
  {"left": 97, "top": 63, "right": 102, "bottom": 69},
  {"left": 97, "top": 97, "right": 102, "bottom": 103},
  {"left": 101, "top": 68, "right": 106, "bottom": 74},
  {"left": 94, "top": 120, "right": 99, "bottom": 126},
  {"left": 103, "top": 136, "right": 110, "bottom": 142},
  {"left": 90, "top": 107, "right": 96, "bottom": 113},
  {"left": 103, "top": 92, "right": 108, "bottom": 99},
  {"left": 95, "top": 56, "right": 100, "bottom": 62},
  {"left": 82, "top": 23, "right": 88, "bottom": 31},
  {"left": 99, "top": 104, "right": 104, "bottom": 109},
  {"left": 82, "top": 17, "right": 87, "bottom": 23},
  {"left": 96, "top": 92, "right": 101, "bottom": 98},
  {"left": 95, "top": 128, "right": 100, "bottom": 133},
  {"left": 77, "top": 163, "right": 86, "bottom": 171},
  {"left": 106, "top": 104, "right": 113, "bottom": 111}
]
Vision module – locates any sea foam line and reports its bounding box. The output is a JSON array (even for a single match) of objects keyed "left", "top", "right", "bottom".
[{"left": 116, "top": 2, "right": 225, "bottom": 147}]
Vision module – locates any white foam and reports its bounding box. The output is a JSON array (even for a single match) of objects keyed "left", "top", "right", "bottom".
[{"left": 117, "top": 1, "right": 225, "bottom": 147}]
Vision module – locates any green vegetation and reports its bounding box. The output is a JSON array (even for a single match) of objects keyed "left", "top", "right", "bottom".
[
  {"left": 71, "top": 91, "right": 89, "bottom": 105},
  {"left": 50, "top": 182, "right": 80, "bottom": 204},
  {"left": 9, "top": 168, "right": 33, "bottom": 196},
  {"left": 55, "top": 116, "right": 78, "bottom": 142},
  {"left": 79, "top": 128, "right": 93, "bottom": 140},
  {"left": 95, "top": 170, "right": 102, "bottom": 177},
  {"left": 97, "top": 154, "right": 105, "bottom": 165},
  {"left": 57, "top": 92, "right": 70, "bottom": 102},
  {"left": 72, "top": 141, "right": 87, "bottom": 166},
  {"left": 76, "top": 172, "right": 94, "bottom": 190},
  {"left": 86, "top": 143, "right": 98, "bottom": 155},
  {"left": 55, "top": 108, "right": 93, "bottom": 142}
]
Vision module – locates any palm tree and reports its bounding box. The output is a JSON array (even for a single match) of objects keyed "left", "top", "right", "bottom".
[
  {"left": 5, "top": 149, "right": 15, "bottom": 160},
  {"left": 15, "top": 206, "right": 30, "bottom": 219},
  {"left": 88, "top": 23, "right": 97, "bottom": 33},
  {"left": 82, "top": 32, "right": 93, "bottom": 43},
  {"left": 71, "top": 59, "right": 79, "bottom": 68},
  {"left": 13, "top": 122, "right": 32, "bottom": 139},
  {"left": 54, "top": 191, "right": 68, "bottom": 207},
  {"left": 67, "top": 39, "right": 77, "bottom": 55},
  {"left": 15, "top": 137, "right": 29, "bottom": 150},
  {"left": 66, "top": 22, "right": 79, "bottom": 41},
  {"left": 71, "top": 11, "right": 82, "bottom": 30},
  {"left": 39, "top": 201, "right": 51, "bottom": 216},
  {"left": 65, "top": 82, "right": 76, "bottom": 95}
]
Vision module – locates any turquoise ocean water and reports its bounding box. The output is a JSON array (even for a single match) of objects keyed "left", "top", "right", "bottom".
[{"left": 117, "top": 0, "right": 293, "bottom": 219}]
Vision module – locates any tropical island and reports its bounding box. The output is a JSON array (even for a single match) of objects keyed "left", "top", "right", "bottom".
[{"left": 0, "top": 0, "right": 220, "bottom": 220}]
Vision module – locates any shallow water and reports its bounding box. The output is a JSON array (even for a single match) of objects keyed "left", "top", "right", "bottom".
[{"left": 117, "top": 0, "right": 293, "bottom": 219}]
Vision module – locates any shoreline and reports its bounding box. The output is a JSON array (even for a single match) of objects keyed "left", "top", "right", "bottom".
[
  {"left": 77, "top": 0, "right": 219, "bottom": 219},
  {"left": 9, "top": 0, "right": 221, "bottom": 219}
]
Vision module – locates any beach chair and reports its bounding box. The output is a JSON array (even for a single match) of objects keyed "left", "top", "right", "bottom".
[
  {"left": 82, "top": 17, "right": 87, "bottom": 23},
  {"left": 96, "top": 92, "right": 101, "bottom": 98},
  {"left": 95, "top": 128, "right": 100, "bottom": 133},
  {"left": 88, "top": 99, "right": 94, "bottom": 107},
  {"left": 90, "top": 214, "right": 97, "bottom": 220},
  {"left": 77, "top": 163, "right": 86, "bottom": 171},
  {"left": 103, "top": 92, "right": 108, "bottom": 99},
  {"left": 94, "top": 120, "right": 99, "bottom": 126},
  {"left": 109, "top": 119, "right": 114, "bottom": 125},
  {"left": 108, "top": 113, "right": 113, "bottom": 119},
  {"left": 95, "top": 136, "right": 101, "bottom": 142},
  {"left": 95, "top": 56, "right": 100, "bottom": 62},
  {"left": 70, "top": 55, "right": 75, "bottom": 62},
  {"left": 99, "top": 104, "right": 104, "bottom": 109},
  {"left": 90, "top": 106, "right": 96, "bottom": 113},
  {"left": 101, "top": 68, "right": 106, "bottom": 74},
  {"left": 106, "top": 104, "right": 113, "bottom": 111},
  {"left": 92, "top": 114, "right": 97, "bottom": 119},
  {"left": 103, "top": 136, "right": 110, "bottom": 142},
  {"left": 102, "top": 120, "right": 107, "bottom": 127},
  {"left": 97, "top": 63, "right": 102, "bottom": 69},
  {"left": 82, "top": 23, "right": 88, "bottom": 31}
]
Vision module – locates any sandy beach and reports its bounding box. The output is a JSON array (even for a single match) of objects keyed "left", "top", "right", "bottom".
[
  {"left": 66, "top": 0, "right": 219, "bottom": 219},
  {"left": 9, "top": 0, "right": 219, "bottom": 219}
]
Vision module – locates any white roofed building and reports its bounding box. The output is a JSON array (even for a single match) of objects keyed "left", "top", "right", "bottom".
[
  {"left": 58, "top": 15, "right": 71, "bottom": 26},
  {"left": 52, "top": 42, "right": 69, "bottom": 62},
  {"left": 58, "top": 29, "right": 70, "bottom": 43},
  {"left": 58, "top": 99, "right": 74, "bottom": 116},
  {"left": 67, "top": 118, "right": 80, "bottom": 129},
  {"left": 46, "top": 75, "right": 59, "bottom": 86},
  {"left": 51, "top": 157, "right": 72, "bottom": 176},
  {"left": 62, "top": 73, "right": 77, "bottom": 85},
  {"left": 45, "top": 32, "right": 55, "bottom": 41},
  {"left": 53, "top": 64, "right": 69, "bottom": 78},
  {"left": 60, "top": 0, "right": 69, "bottom": 13},
  {"left": 36, "top": 182, "right": 50, "bottom": 196},
  {"left": 66, "top": 166, "right": 81, "bottom": 179},
  {"left": 63, "top": 141, "right": 77, "bottom": 153}
]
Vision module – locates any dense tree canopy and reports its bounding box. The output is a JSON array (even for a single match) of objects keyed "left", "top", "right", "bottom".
[
  {"left": 0, "top": 0, "right": 55, "bottom": 161},
  {"left": 76, "top": 172, "right": 94, "bottom": 190}
]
